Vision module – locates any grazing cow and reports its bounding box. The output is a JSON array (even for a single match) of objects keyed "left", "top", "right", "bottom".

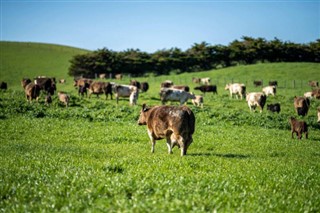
[
  {"left": 59, "top": 79, "right": 66, "bottom": 84},
  {"left": 160, "top": 88, "right": 195, "bottom": 106},
  {"left": 114, "top": 84, "right": 138, "bottom": 105},
  {"left": 192, "top": 77, "right": 201, "bottom": 84},
  {"left": 269, "top": 81, "right": 278, "bottom": 87},
  {"left": 115, "top": 74, "right": 123, "bottom": 80},
  {"left": 58, "top": 92, "right": 70, "bottom": 107},
  {"left": 23, "top": 82, "right": 41, "bottom": 102},
  {"left": 246, "top": 92, "right": 267, "bottom": 113},
  {"left": 34, "top": 77, "right": 56, "bottom": 95},
  {"left": 0, "top": 81, "right": 7, "bottom": 90},
  {"left": 262, "top": 86, "right": 276, "bottom": 96},
  {"left": 137, "top": 104, "right": 195, "bottom": 156},
  {"left": 194, "top": 85, "right": 217, "bottom": 95},
  {"left": 161, "top": 80, "right": 174, "bottom": 88},
  {"left": 200, "top": 77, "right": 211, "bottom": 85},
  {"left": 171, "top": 85, "right": 190, "bottom": 92},
  {"left": 311, "top": 88, "right": 320, "bottom": 99},
  {"left": 267, "top": 103, "right": 281, "bottom": 113},
  {"left": 140, "top": 82, "right": 149, "bottom": 92},
  {"left": 88, "top": 81, "right": 113, "bottom": 99},
  {"left": 308, "top": 80, "right": 319, "bottom": 88},
  {"left": 317, "top": 108, "right": 320, "bottom": 123},
  {"left": 225, "top": 83, "right": 246, "bottom": 99},
  {"left": 289, "top": 117, "right": 308, "bottom": 139},
  {"left": 294, "top": 96, "right": 310, "bottom": 116},
  {"left": 253, "top": 80, "right": 263, "bottom": 87},
  {"left": 191, "top": 95, "right": 204, "bottom": 108}
]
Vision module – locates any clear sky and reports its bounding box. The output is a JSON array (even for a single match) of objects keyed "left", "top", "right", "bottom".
[{"left": 1, "top": 0, "right": 319, "bottom": 53}]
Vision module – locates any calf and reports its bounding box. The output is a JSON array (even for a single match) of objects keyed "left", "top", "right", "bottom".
[
  {"left": 24, "top": 83, "right": 41, "bottom": 102},
  {"left": 294, "top": 96, "right": 310, "bottom": 116},
  {"left": 246, "top": 92, "right": 267, "bottom": 113},
  {"left": 225, "top": 83, "right": 246, "bottom": 99},
  {"left": 267, "top": 103, "right": 281, "bottom": 113},
  {"left": 137, "top": 104, "right": 195, "bottom": 156},
  {"left": 191, "top": 95, "right": 204, "bottom": 108},
  {"left": 289, "top": 117, "right": 308, "bottom": 139},
  {"left": 160, "top": 88, "right": 195, "bottom": 105},
  {"left": 58, "top": 92, "right": 70, "bottom": 107},
  {"left": 194, "top": 85, "right": 217, "bottom": 95},
  {"left": 262, "top": 86, "right": 276, "bottom": 96}
]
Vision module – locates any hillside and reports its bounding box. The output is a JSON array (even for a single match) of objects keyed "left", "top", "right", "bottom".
[{"left": 0, "top": 41, "right": 90, "bottom": 90}]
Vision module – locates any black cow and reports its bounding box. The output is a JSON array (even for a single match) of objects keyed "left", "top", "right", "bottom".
[
  {"left": 267, "top": 103, "right": 281, "bottom": 113},
  {"left": 194, "top": 85, "right": 217, "bottom": 95}
]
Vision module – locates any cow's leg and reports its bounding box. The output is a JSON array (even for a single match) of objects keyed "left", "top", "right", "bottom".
[
  {"left": 147, "top": 130, "right": 156, "bottom": 153},
  {"left": 166, "top": 138, "right": 173, "bottom": 154},
  {"left": 305, "top": 132, "right": 308, "bottom": 139},
  {"left": 291, "top": 131, "right": 294, "bottom": 139}
]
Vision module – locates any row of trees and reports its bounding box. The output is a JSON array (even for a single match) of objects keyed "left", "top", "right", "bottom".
[{"left": 68, "top": 36, "right": 320, "bottom": 77}]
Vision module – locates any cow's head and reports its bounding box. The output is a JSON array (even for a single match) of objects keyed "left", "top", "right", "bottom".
[
  {"left": 224, "top": 84, "right": 230, "bottom": 90},
  {"left": 137, "top": 104, "right": 150, "bottom": 125}
]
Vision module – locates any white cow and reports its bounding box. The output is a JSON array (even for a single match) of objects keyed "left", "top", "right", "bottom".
[
  {"left": 114, "top": 84, "right": 138, "bottom": 105},
  {"left": 262, "top": 86, "right": 276, "bottom": 96},
  {"left": 200, "top": 77, "right": 211, "bottom": 85},
  {"left": 225, "top": 83, "right": 246, "bottom": 99},
  {"left": 160, "top": 88, "right": 195, "bottom": 105},
  {"left": 304, "top": 91, "right": 313, "bottom": 99},
  {"left": 246, "top": 92, "right": 267, "bottom": 113}
]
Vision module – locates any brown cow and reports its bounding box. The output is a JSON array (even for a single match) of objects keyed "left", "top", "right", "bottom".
[
  {"left": 34, "top": 77, "right": 56, "bottom": 95},
  {"left": 294, "top": 96, "right": 310, "bottom": 116},
  {"left": 74, "top": 78, "right": 93, "bottom": 88},
  {"left": 88, "top": 81, "right": 113, "bottom": 99},
  {"left": 308, "top": 80, "right": 319, "bottom": 88},
  {"left": 22, "top": 79, "right": 41, "bottom": 102},
  {"left": 289, "top": 117, "right": 308, "bottom": 139},
  {"left": 58, "top": 92, "right": 70, "bottom": 107},
  {"left": 137, "top": 104, "right": 195, "bottom": 156},
  {"left": 311, "top": 88, "right": 320, "bottom": 99}
]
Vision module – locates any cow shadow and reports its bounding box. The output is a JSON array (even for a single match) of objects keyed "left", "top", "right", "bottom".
[{"left": 189, "top": 152, "right": 251, "bottom": 159}]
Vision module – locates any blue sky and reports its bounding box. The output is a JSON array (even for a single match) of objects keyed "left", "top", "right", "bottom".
[{"left": 1, "top": 1, "right": 319, "bottom": 53}]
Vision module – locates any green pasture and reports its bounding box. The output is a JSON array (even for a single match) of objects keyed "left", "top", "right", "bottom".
[{"left": 1, "top": 42, "right": 320, "bottom": 212}]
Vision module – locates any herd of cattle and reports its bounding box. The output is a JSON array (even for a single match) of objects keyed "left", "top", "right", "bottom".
[{"left": 1, "top": 76, "right": 320, "bottom": 155}]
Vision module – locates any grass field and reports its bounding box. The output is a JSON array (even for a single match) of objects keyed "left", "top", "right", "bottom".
[{"left": 1, "top": 42, "right": 320, "bottom": 212}]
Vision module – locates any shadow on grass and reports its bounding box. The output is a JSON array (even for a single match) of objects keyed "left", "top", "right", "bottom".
[{"left": 189, "top": 152, "right": 251, "bottom": 159}]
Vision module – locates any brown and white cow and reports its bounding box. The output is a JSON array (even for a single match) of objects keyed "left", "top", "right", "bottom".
[
  {"left": 246, "top": 92, "right": 267, "bottom": 113},
  {"left": 294, "top": 96, "right": 310, "bottom": 116},
  {"left": 137, "top": 104, "right": 195, "bottom": 156},
  {"left": 114, "top": 84, "right": 138, "bottom": 105},
  {"left": 21, "top": 78, "right": 41, "bottom": 102},
  {"left": 194, "top": 85, "right": 217, "bottom": 95},
  {"left": 88, "top": 81, "right": 113, "bottom": 99},
  {"left": 191, "top": 95, "right": 204, "bottom": 108},
  {"left": 58, "top": 92, "right": 70, "bottom": 108},
  {"left": 262, "top": 86, "right": 276, "bottom": 96},
  {"left": 225, "top": 83, "right": 246, "bottom": 99},
  {"left": 289, "top": 117, "right": 308, "bottom": 140},
  {"left": 160, "top": 88, "right": 195, "bottom": 106}
]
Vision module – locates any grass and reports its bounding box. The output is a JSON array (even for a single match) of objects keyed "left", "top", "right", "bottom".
[{"left": 1, "top": 42, "right": 320, "bottom": 212}]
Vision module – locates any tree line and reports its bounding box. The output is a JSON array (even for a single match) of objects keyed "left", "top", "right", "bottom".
[{"left": 68, "top": 36, "right": 320, "bottom": 77}]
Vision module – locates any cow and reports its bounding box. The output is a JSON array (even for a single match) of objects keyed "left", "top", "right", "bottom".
[
  {"left": 78, "top": 84, "right": 88, "bottom": 97},
  {"left": 294, "top": 96, "right": 310, "bottom": 116},
  {"left": 99, "top": 74, "right": 106, "bottom": 79},
  {"left": 59, "top": 79, "right": 66, "bottom": 84},
  {"left": 74, "top": 78, "right": 93, "bottom": 88},
  {"left": 0, "top": 81, "right": 7, "bottom": 90},
  {"left": 140, "top": 82, "right": 149, "bottom": 92},
  {"left": 289, "top": 117, "right": 308, "bottom": 140},
  {"left": 58, "top": 92, "right": 70, "bottom": 108},
  {"left": 114, "top": 84, "right": 138, "bottom": 105},
  {"left": 34, "top": 77, "right": 56, "bottom": 95},
  {"left": 130, "top": 80, "right": 141, "bottom": 90},
  {"left": 253, "top": 80, "right": 263, "bottom": 87},
  {"left": 200, "top": 77, "right": 211, "bottom": 85},
  {"left": 191, "top": 95, "right": 204, "bottom": 108},
  {"left": 269, "top": 81, "right": 278, "bottom": 87},
  {"left": 317, "top": 108, "right": 320, "bottom": 123},
  {"left": 161, "top": 80, "right": 174, "bottom": 88},
  {"left": 137, "top": 104, "right": 195, "bottom": 156},
  {"left": 22, "top": 80, "right": 41, "bottom": 102},
  {"left": 225, "top": 83, "right": 246, "bottom": 99},
  {"left": 194, "top": 85, "right": 217, "bottom": 95},
  {"left": 262, "top": 86, "right": 276, "bottom": 96},
  {"left": 115, "top": 74, "right": 123, "bottom": 80},
  {"left": 308, "top": 80, "right": 319, "bottom": 88},
  {"left": 304, "top": 91, "right": 313, "bottom": 99},
  {"left": 246, "top": 92, "right": 267, "bottom": 113},
  {"left": 192, "top": 77, "right": 201, "bottom": 84},
  {"left": 88, "top": 81, "right": 113, "bottom": 99},
  {"left": 267, "top": 103, "right": 281, "bottom": 113},
  {"left": 160, "top": 88, "right": 195, "bottom": 106},
  {"left": 311, "top": 88, "right": 320, "bottom": 99}
]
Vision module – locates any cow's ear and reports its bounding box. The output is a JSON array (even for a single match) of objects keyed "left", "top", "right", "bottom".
[{"left": 142, "top": 103, "right": 148, "bottom": 112}]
